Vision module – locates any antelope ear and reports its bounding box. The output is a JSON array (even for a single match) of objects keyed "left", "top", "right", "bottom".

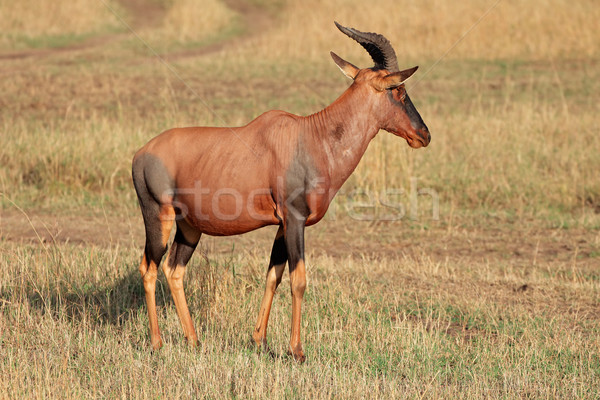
[
  {"left": 331, "top": 51, "right": 359, "bottom": 80},
  {"left": 374, "top": 66, "right": 419, "bottom": 90}
]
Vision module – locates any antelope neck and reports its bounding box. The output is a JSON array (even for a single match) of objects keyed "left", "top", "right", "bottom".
[{"left": 301, "top": 87, "right": 379, "bottom": 191}]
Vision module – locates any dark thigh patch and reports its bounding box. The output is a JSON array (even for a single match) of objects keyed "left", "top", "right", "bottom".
[{"left": 132, "top": 153, "right": 176, "bottom": 204}]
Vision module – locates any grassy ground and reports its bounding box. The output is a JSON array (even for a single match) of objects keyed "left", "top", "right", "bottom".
[{"left": 1, "top": 0, "right": 599, "bottom": 398}]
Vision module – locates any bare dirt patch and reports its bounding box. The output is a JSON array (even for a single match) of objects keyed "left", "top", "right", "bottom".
[{"left": 118, "top": 0, "right": 167, "bottom": 29}]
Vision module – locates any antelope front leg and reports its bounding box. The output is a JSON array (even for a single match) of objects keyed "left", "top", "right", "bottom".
[
  {"left": 253, "top": 226, "right": 287, "bottom": 351},
  {"left": 284, "top": 216, "right": 307, "bottom": 363},
  {"left": 162, "top": 255, "right": 198, "bottom": 347},
  {"left": 289, "top": 259, "right": 307, "bottom": 362},
  {"left": 162, "top": 227, "right": 201, "bottom": 347}
]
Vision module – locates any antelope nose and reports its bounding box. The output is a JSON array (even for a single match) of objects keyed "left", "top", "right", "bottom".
[{"left": 418, "top": 127, "right": 431, "bottom": 146}]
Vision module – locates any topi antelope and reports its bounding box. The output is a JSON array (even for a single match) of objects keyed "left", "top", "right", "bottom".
[{"left": 132, "top": 22, "right": 430, "bottom": 362}]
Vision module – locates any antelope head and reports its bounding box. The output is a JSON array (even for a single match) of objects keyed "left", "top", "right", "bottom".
[{"left": 332, "top": 22, "right": 431, "bottom": 148}]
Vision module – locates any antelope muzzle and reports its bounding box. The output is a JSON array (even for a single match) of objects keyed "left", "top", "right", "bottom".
[{"left": 405, "top": 94, "right": 430, "bottom": 148}]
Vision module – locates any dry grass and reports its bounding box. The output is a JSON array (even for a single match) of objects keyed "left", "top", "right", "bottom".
[
  {"left": 1, "top": 56, "right": 597, "bottom": 222},
  {"left": 1, "top": 0, "right": 600, "bottom": 398},
  {"left": 150, "top": 0, "right": 239, "bottom": 43},
  {"left": 1, "top": 226, "right": 599, "bottom": 398},
  {"left": 240, "top": 0, "right": 600, "bottom": 62},
  {"left": 0, "top": 0, "right": 121, "bottom": 49},
  {"left": 3, "top": 0, "right": 598, "bottom": 59}
]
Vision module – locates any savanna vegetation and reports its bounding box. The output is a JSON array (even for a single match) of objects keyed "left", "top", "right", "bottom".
[{"left": 1, "top": 0, "right": 599, "bottom": 398}]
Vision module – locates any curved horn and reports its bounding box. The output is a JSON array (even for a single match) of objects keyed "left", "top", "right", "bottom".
[{"left": 334, "top": 21, "right": 399, "bottom": 72}]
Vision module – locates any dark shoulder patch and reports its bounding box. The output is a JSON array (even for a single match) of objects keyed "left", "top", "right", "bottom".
[{"left": 333, "top": 124, "right": 344, "bottom": 141}]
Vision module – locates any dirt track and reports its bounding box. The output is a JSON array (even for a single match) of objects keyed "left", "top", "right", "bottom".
[
  {"left": 0, "top": 0, "right": 275, "bottom": 63},
  {"left": 2, "top": 210, "right": 597, "bottom": 274}
]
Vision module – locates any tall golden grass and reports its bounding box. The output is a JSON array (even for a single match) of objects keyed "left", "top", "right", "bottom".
[
  {"left": 239, "top": 0, "right": 600, "bottom": 62},
  {"left": 2, "top": 0, "right": 598, "bottom": 60},
  {"left": 0, "top": 0, "right": 239, "bottom": 49},
  {"left": 0, "top": 0, "right": 119, "bottom": 40},
  {"left": 152, "top": 0, "right": 239, "bottom": 43}
]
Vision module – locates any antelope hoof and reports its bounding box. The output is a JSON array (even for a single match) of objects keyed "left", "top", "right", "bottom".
[
  {"left": 251, "top": 334, "right": 274, "bottom": 356},
  {"left": 289, "top": 346, "right": 306, "bottom": 363},
  {"left": 251, "top": 331, "right": 268, "bottom": 349},
  {"left": 151, "top": 338, "right": 163, "bottom": 351},
  {"left": 251, "top": 333, "right": 262, "bottom": 347},
  {"left": 251, "top": 333, "right": 261, "bottom": 345}
]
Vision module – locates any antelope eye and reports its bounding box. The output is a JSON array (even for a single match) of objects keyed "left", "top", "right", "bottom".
[{"left": 395, "top": 87, "right": 406, "bottom": 102}]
